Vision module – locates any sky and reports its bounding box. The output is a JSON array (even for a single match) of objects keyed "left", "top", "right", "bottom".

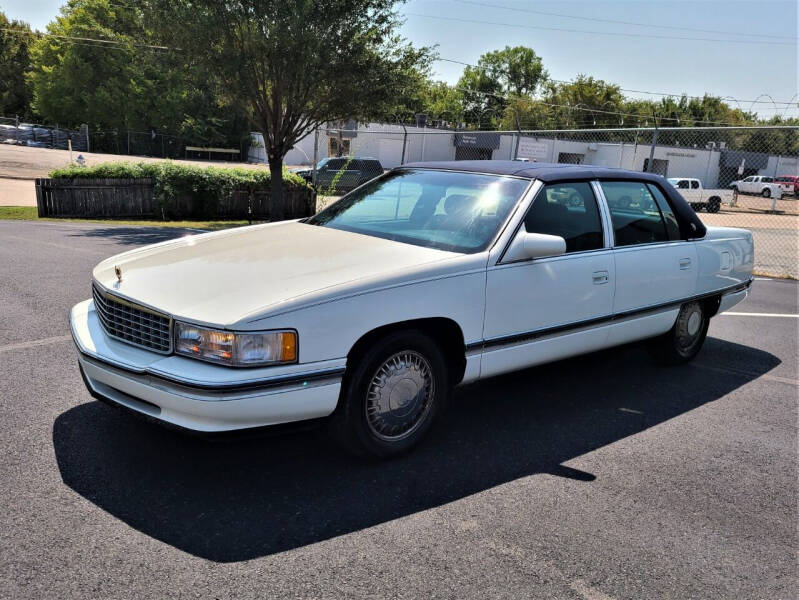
[{"left": 2, "top": 0, "right": 797, "bottom": 118}]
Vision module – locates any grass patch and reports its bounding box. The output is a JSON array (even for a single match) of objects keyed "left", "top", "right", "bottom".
[{"left": 0, "top": 206, "right": 249, "bottom": 230}]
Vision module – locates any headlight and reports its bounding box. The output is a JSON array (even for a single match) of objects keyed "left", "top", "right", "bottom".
[{"left": 174, "top": 322, "right": 297, "bottom": 367}]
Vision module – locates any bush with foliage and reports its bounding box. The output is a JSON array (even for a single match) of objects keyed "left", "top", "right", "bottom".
[{"left": 49, "top": 161, "right": 311, "bottom": 218}]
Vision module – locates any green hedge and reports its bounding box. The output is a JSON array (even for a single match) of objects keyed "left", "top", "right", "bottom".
[{"left": 49, "top": 161, "right": 311, "bottom": 218}]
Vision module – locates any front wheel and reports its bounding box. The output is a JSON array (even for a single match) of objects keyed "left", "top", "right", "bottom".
[
  {"left": 762, "top": 188, "right": 771, "bottom": 198},
  {"left": 646, "top": 301, "right": 709, "bottom": 365},
  {"left": 329, "top": 330, "right": 450, "bottom": 458}
]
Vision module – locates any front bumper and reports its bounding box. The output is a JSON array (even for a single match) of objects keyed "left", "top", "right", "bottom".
[{"left": 71, "top": 299, "right": 344, "bottom": 432}]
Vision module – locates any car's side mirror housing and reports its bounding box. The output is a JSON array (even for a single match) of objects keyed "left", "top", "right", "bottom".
[{"left": 503, "top": 230, "right": 567, "bottom": 262}]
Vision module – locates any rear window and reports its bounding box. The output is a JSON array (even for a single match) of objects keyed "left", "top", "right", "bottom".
[{"left": 600, "top": 181, "right": 670, "bottom": 247}]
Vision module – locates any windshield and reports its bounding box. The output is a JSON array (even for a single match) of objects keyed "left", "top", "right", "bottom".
[
  {"left": 316, "top": 157, "right": 330, "bottom": 170},
  {"left": 306, "top": 169, "right": 529, "bottom": 253}
]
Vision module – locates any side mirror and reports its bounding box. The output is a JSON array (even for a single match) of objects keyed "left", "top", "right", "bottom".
[{"left": 504, "top": 231, "right": 567, "bottom": 261}]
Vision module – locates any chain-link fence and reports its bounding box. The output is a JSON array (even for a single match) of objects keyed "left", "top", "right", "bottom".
[
  {"left": 305, "top": 125, "right": 798, "bottom": 278},
  {"left": 89, "top": 130, "right": 250, "bottom": 161},
  {"left": 0, "top": 116, "right": 89, "bottom": 151},
  {"left": 1, "top": 116, "right": 249, "bottom": 161}
]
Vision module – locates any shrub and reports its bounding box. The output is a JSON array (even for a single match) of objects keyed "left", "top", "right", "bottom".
[{"left": 49, "top": 161, "right": 311, "bottom": 218}]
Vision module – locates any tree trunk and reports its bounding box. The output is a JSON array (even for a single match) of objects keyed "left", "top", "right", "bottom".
[{"left": 268, "top": 153, "right": 285, "bottom": 221}]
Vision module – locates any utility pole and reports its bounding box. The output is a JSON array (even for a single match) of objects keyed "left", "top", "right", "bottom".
[
  {"left": 311, "top": 127, "right": 319, "bottom": 187},
  {"left": 646, "top": 110, "right": 659, "bottom": 173}
]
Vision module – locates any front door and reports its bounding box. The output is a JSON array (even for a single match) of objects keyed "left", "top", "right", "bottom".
[{"left": 481, "top": 181, "right": 615, "bottom": 378}]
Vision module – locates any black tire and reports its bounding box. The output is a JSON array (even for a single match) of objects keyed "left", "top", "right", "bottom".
[
  {"left": 328, "top": 330, "right": 450, "bottom": 458},
  {"left": 646, "top": 301, "right": 709, "bottom": 365},
  {"left": 762, "top": 187, "right": 771, "bottom": 198},
  {"left": 707, "top": 197, "right": 721, "bottom": 213}
]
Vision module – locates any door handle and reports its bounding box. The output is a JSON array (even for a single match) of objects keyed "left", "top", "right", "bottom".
[
  {"left": 679, "top": 258, "right": 692, "bottom": 270},
  {"left": 592, "top": 270, "right": 609, "bottom": 284}
]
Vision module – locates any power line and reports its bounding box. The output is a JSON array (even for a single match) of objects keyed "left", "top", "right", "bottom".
[
  {"left": 405, "top": 12, "right": 796, "bottom": 46},
  {"left": 452, "top": 0, "right": 798, "bottom": 41},
  {"left": 0, "top": 27, "right": 172, "bottom": 50},
  {"left": 435, "top": 58, "right": 799, "bottom": 106}
]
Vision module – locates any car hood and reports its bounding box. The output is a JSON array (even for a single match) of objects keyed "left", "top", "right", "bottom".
[{"left": 93, "top": 221, "right": 458, "bottom": 327}]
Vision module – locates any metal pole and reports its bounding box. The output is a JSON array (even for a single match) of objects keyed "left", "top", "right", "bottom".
[
  {"left": 400, "top": 124, "right": 408, "bottom": 165},
  {"left": 513, "top": 114, "right": 521, "bottom": 160},
  {"left": 647, "top": 124, "right": 659, "bottom": 172},
  {"left": 704, "top": 147, "right": 714, "bottom": 187},
  {"left": 311, "top": 127, "right": 319, "bottom": 187},
  {"left": 127, "top": 130, "right": 130, "bottom": 155}
]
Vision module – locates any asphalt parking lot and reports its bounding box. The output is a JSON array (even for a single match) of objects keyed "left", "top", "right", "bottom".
[{"left": 1, "top": 220, "right": 797, "bottom": 599}]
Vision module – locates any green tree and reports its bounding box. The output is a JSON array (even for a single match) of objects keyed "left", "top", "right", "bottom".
[
  {"left": 421, "top": 81, "right": 465, "bottom": 126},
  {"left": 148, "top": 0, "right": 433, "bottom": 213},
  {"left": 0, "top": 12, "right": 34, "bottom": 118},
  {"left": 457, "top": 46, "right": 547, "bottom": 127},
  {"left": 27, "top": 0, "right": 245, "bottom": 151}
]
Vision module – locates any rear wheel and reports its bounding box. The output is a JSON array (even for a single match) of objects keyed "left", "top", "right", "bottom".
[
  {"left": 647, "top": 301, "right": 709, "bottom": 365},
  {"left": 762, "top": 187, "right": 771, "bottom": 198},
  {"left": 329, "top": 330, "right": 450, "bottom": 458},
  {"left": 707, "top": 197, "right": 721, "bottom": 213}
]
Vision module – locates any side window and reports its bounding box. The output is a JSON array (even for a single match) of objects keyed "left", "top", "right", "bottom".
[
  {"left": 676, "top": 180, "right": 689, "bottom": 189},
  {"left": 690, "top": 180, "right": 700, "bottom": 189},
  {"left": 763, "top": 177, "right": 773, "bottom": 183},
  {"left": 600, "top": 181, "right": 669, "bottom": 247},
  {"left": 647, "top": 184, "right": 681, "bottom": 240},
  {"left": 326, "top": 158, "right": 344, "bottom": 171},
  {"left": 524, "top": 182, "right": 603, "bottom": 253}
]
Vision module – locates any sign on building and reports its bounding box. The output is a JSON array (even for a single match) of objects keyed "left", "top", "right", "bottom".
[{"left": 517, "top": 138, "right": 550, "bottom": 161}]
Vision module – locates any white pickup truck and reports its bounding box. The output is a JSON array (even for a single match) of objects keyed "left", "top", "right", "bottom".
[
  {"left": 730, "top": 175, "right": 783, "bottom": 199},
  {"left": 667, "top": 178, "right": 731, "bottom": 213}
]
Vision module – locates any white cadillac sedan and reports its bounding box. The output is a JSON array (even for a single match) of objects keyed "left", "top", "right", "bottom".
[{"left": 71, "top": 161, "right": 754, "bottom": 457}]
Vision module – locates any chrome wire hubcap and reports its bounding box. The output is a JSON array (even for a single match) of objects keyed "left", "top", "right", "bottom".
[
  {"left": 676, "top": 302, "right": 704, "bottom": 351},
  {"left": 365, "top": 351, "right": 434, "bottom": 441}
]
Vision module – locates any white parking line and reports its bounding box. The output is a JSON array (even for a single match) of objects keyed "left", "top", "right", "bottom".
[
  {"left": 0, "top": 335, "right": 72, "bottom": 353},
  {"left": 721, "top": 312, "right": 798, "bottom": 318}
]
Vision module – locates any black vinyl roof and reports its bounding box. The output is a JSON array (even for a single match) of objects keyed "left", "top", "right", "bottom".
[
  {"left": 399, "top": 160, "right": 669, "bottom": 184},
  {"left": 397, "top": 160, "right": 707, "bottom": 239}
]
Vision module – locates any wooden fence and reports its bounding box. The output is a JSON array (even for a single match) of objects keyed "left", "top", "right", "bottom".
[{"left": 35, "top": 178, "right": 316, "bottom": 221}]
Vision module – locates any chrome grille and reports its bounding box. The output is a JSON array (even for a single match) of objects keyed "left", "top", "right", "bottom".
[{"left": 92, "top": 284, "right": 172, "bottom": 353}]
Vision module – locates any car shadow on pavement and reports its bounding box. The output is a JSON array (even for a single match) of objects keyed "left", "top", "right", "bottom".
[
  {"left": 52, "top": 337, "right": 779, "bottom": 563},
  {"left": 68, "top": 227, "right": 202, "bottom": 246}
]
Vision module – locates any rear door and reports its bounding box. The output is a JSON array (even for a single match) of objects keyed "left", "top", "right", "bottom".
[{"left": 598, "top": 180, "right": 697, "bottom": 346}]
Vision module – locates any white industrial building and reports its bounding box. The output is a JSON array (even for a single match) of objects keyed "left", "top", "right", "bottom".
[{"left": 260, "top": 124, "right": 798, "bottom": 188}]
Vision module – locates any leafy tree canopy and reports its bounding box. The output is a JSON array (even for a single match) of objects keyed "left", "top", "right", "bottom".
[
  {"left": 0, "top": 12, "right": 34, "bottom": 118},
  {"left": 458, "top": 45, "right": 548, "bottom": 124},
  {"left": 145, "top": 0, "right": 434, "bottom": 210},
  {"left": 26, "top": 0, "right": 245, "bottom": 147}
]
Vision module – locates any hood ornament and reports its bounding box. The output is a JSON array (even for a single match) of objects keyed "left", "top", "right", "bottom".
[{"left": 114, "top": 265, "right": 123, "bottom": 283}]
